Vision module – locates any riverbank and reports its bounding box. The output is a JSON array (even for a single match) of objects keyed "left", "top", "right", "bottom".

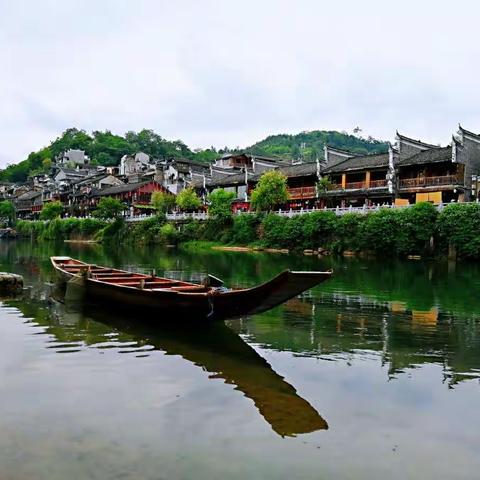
[{"left": 14, "top": 202, "right": 480, "bottom": 260}]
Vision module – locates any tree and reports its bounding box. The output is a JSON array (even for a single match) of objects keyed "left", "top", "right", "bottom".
[
  {"left": 176, "top": 188, "right": 202, "bottom": 211},
  {"left": 93, "top": 197, "right": 124, "bottom": 219},
  {"left": 151, "top": 190, "right": 176, "bottom": 213},
  {"left": 207, "top": 188, "right": 235, "bottom": 221},
  {"left": 0, "top": 200, "right": 15, "bottom": 226},
  {"left": 250, "top": 171, "right": 289, "bottom": 211},
  {"left": 40, "top": 201, "right": 63, "bottom": 220},
  {"left": 42, "top": 158, "right": 52, "bottom": 171},
  {"left": 317, "top": 176, "right": 334, "bottom": 207}
]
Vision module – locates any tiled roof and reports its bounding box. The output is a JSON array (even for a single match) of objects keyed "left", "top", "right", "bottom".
[
  {"left": 221, "top": 152, "right": 291, "bottom": 165},
  {"left": 16, "top": 190, "right": 42, "bottom": 200},
  {"left": 73, "top": 173, "right": 112, "bottom": 186},
  {"left": 458, "top": 125, "right": 480, "bottom": 139},
  {"left": 324, "top": 153, "right": 390, "bottom": 173},
  {"left": 92, "top": 181, "right": 151, "bottom": 197},
  {"left": 396, "top": 132, "right": 438, "bottom": 149},
  {"left": 278, "top": 162, "right": 318, "bottom": 177},
  {"left": 396, "top": 146, "right": 452, "bottom": 166}
]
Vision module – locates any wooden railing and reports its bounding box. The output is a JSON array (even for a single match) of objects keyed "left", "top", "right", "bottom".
[
  {"left": 370, "top": 179, "right": 387, "bottom": 188},
  {"left": 329, "top": 181, "right": 386, "bottom": 190},
  {"left": 288, "top": 186, "right": 317, "bottom": 199},
  {"left": 399, "top": 175, "right": 460, "bottom": 188},
  {"left": 344, "top": 181, "right": 366, "bottom": 190}
]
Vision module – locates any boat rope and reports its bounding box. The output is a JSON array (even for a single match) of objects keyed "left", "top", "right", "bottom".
[{"left": 207, "top": 294, "right": 215, "bottom": 319}]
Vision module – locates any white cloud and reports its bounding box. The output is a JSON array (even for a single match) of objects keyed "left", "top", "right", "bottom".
[{"left": 1, "top": 0, "right": 480, "bottom": 166}]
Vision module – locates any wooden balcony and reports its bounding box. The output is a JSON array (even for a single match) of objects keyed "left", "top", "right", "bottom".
[
  {"left": 370, "top": 179, "right": 387, "bottom": 188},
  {"left": 345, "top": 181, "right": 366, "bottom": 190},
  {"left": 288, "top": 186, "right": 317, "bottom": 200},
  {"left": 329, "top": 181, "right": 386, "bottom": 190},
  {"left": 399, "top": 175, "right": 460, "bottom": 189}
]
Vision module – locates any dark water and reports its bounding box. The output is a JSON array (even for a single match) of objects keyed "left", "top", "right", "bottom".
[{"left": 0, "top": 240, "right": 479, "bottom": 479}]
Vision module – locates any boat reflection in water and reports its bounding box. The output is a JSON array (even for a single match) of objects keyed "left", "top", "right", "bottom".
[{"left": 14, "top": 282, "right": 329, "bottom": 438}]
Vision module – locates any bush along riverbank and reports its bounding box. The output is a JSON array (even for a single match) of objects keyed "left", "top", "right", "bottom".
[{"left": 13, "top": 202, "right": 480, "bottom": 260}]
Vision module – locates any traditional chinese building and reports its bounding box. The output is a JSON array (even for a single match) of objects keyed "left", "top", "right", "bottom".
[
  {"left": 90, "top": 180, "right": 166, "bottom": 215},
  {"left": 321, "top": 146, "right": 395, "bottom": 207},
  {"left": 394, "top": 131, "right": 469, "bottom": 204}
]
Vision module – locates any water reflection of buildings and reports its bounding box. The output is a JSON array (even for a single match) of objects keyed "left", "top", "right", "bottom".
[
  {"left": 234, "top": 294, "right": 480, "bottom": 387},
  {"left": 4, "top": 291, "right": 328, "bottom": 438}
]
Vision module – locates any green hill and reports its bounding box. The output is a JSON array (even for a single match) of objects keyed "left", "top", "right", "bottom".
[
  {"left": 245, "top": 130, "right": 389, "bottom": 161},
  {"left": 0, "top": 128, "right": 388, "bottom": 183},
  {"left": 0, "top": 128, "right": 218, "bottom": 183}
]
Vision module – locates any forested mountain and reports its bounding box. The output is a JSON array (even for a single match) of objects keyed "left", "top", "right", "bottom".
[
  {"left": 0, "top": 128, "right": 388, "bottom": 183},
  {"left": 245, "top": 130, "right": 389, "bottom": 161}
]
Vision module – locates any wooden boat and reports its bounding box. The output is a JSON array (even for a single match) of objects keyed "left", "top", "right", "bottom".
[{"left": 51, "top": 256, "right": 332, "bottom": 321}]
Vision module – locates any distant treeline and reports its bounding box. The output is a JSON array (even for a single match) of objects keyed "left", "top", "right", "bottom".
[
  {"left": 0, "top": 128, "right": 219, "bottom": 183},
  {"left": 0, "top": 127, "right": 388, "bottom": 183}
]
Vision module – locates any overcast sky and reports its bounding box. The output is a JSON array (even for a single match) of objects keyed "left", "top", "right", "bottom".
[{"left": 1, "top": 0, "right": 480, "bottom": 166}]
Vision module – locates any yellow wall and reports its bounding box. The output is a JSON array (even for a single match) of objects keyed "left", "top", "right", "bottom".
[
  {"left": 341, "top": 174, "right": 346, "bottom": 189},
  {"left": 394, "top": 198, "right": 410, "bottom": 206},
  {"left": 365, "top": 171, "right": 371, "bottom": 188},
  {"left": 415, "top": 191, "right": 442, "bottom": 204}
]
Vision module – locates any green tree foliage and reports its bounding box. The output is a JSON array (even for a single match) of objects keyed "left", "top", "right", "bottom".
[
  {"left": 207, "top": 189, "right": 235, "bottom": 221},
  {"left": 151, "top": 190, "right": 176, "bottom": 213},
  {"left": 39, "top": 201, "right": 63, "bottom": 220},
  {"left": 176, "top": 188, "right": 202, "bottom": 211},
  {"left": 317, "top": 176, "right": 333, "bottom": 197},
  {"left": 436, "top": 203, "right": 480, "bottom": 258},
  {"left": 0, "top": 127, "right": 388, "bottom": 183},
  {"left": 89, "top": 130, "right": 134, "bottom": 166},
  {"left": 250, "top": 171, "right": 289, "bottom": 211},
  {"left": 246, "top": 130, "right": 388, "bottom": 160},
  {"left": 93, "top": 197, "right": 124, "bottom": 219},
  {"left": 0, "top": 200, "right": 15, "bottom": 226},
  {"left": 230, "top": 214, "right": 260, "bottom": 245},
  {"left": 159, "top": 223, "right": 178, "bottom": 244},
  {"left": 42, "top": 158, "right": 52, "bottom": 171},
  {"left": 0, "top": 128, "right": 219, "bottom": 183},
  {"left": 16, "top": 218, "right": 106, "bottom": 240}
]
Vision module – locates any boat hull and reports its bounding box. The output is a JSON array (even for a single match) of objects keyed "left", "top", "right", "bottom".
[{"left": 51, "top": 257, "right": 331, "bottom": 321}]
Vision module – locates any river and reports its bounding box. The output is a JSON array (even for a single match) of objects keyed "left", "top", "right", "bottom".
[{"left": 0, "top": 240, "right": 479, "bottom": 479}]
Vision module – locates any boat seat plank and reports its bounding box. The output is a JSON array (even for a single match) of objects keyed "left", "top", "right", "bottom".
[{"left": 170, "top": 286, "right": 207, "bottom": 292}]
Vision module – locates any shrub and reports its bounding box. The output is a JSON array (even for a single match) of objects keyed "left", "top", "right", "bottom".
[
  {"left": 97, "top": 218, "right": 127, "bottom": 243},
  {"left": 334, "top": 213, "right": 366, "bottom": 252},
  {"left": 151, "top": 190, "right": 176, "bottom": 213},
  {"left": 176, "top": 188, "right": 202, "bottom": 211},
  {"left": 360, "top": 208, "right": 402, "bottom": 254},
  {"left": 178, "top": 220, "right": 205, "bottom": 242},
  {"left": 301, "top": 211, "right": 337, "bottom": 247},
  {"left": 231, "top": 214, "right": 260, "bottom": 245},
  {"left": 159, "top": 223, "right": 178, "bottom": 244},
  {"left": 397, "top": 202, "right": 437, "bottom": 255},
  {"left": 208, "top": 189, "right": 235, "bottom": 222},
  {"left": 437, "top": 203, "right": 480, "bottom": 258},
  {"left": 40, "top": 201, "right": 63, "bottom": 220},
  {"left": 260, "top": 214, "right": 289, "bottom": 248},
  {"left": 129, "top": 215, "right": 166, "bottom": 244},
  {"left": 93, "top": 197, "right": 124, "bottom": 220},
  {"left": 15, "top": 218, "right": 106, "bottom": 240}
]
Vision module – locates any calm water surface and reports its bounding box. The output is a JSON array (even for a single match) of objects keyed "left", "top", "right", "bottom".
[{"left": 0, "top": 240, "right": 479, "bottom": 479}]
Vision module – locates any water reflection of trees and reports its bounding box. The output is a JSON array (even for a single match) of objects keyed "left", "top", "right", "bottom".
[
  {"left": 2, "top": 240, "right": 480, "bottom": 388},
  {"left": 234, "top": 295, "right": 480, "bottom": 387}
]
